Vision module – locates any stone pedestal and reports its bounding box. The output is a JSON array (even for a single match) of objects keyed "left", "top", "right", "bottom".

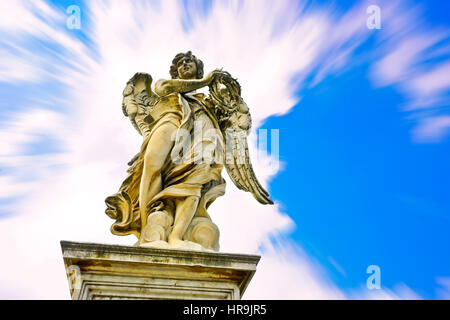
[{"left": 60, "top": 241, "right": 260, "bottom": 300}]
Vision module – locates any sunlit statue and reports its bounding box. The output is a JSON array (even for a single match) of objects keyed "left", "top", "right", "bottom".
[{"left": 105, "top": 51, "right": 272, "bottom": 251}]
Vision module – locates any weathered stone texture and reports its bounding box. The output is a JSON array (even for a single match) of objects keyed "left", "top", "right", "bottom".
[{"left": 61, "top": 241, "right": 260, "bottom": 300}]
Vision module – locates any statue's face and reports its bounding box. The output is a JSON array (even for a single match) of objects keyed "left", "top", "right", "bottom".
[{"left": 177, "top": 56, "right": 197, "bottom": 79}]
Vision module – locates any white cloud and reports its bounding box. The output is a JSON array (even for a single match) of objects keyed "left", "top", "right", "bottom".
[
  {"left": 373, "top": 31, "right": 450, "bottom": 113},
  {"left": 348, "top": 283, "right": 423, "bottom": 300},
  {"left": 410, "top": 62, "right": 450, "bottom": 102},
  {"left": 370, "top": 2, "right": 450, "bottom": 142},
  {"left": 0, "top": 109, "right": 66, "bottom": 156},
  {"left": 412, "top": 116, "right": 450, "bottom": 143},
  {"left": 373, "top": 34, "right": 439, "bottom": 86},
  {"left": 0, "top": 0, "right": 94, "bottom": 84},
  {"left": 436, "top": 277, "right": 450, "bottom": 300},
  {"left": 244, "top": 242, "right": 345, "bottom": 299}
]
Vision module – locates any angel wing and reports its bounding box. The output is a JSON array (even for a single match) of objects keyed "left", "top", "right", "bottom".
[
  {"left": 208, "top": 72, "right": 273, "bottom": 205},
  {"left": 223, "top": 102, "right": 274, "bottom": 205},
  {"left": 122, "top": 72, "right": 159, "bottom": 139}
]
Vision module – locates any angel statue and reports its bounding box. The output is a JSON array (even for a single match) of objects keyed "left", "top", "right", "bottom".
[{"left": 105, "top": 51, "right": 273, "bottom": 252}]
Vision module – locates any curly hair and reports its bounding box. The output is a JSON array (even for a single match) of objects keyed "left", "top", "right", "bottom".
[{"left": 169, "top": 51, "right": 204, "bottom": 79}]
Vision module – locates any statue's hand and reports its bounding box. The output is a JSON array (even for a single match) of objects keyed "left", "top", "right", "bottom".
[{"left": 204, "top": 69, "right": 223, "bottom": 85}]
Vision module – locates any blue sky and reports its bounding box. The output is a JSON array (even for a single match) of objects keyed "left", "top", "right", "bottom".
[
  {"left": 262, "top": 57, "right": 450, "bottom": 298},
  {"left": 0, "top": 0, "right": 449, "bottom": 299},
  {"left": 258, "top": 0, "right": 450, "bottom": 299}
]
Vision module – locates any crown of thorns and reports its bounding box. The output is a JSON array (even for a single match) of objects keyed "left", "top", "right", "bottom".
[{"left": 209, "top": 71, "right": 241, "bottom": 113}]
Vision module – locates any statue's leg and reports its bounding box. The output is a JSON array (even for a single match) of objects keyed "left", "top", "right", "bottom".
[
  {"left": 168, "top": 196, "right": 200, "bottom": 247},
  {"left": 139, "top": 122, "right": 178, "bottom": 229}
]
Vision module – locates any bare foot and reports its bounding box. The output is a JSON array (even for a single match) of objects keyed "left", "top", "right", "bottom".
[
  {"left": 139, "top": 240, "right": 170, "bottom": 249},
  {"left": 168, "top": 238, "right": 203, "bottom": 251}
]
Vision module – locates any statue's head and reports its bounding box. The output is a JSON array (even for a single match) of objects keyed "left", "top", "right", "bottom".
[{"left": 170, "top": 51, "right": 204, "bottom": 80}]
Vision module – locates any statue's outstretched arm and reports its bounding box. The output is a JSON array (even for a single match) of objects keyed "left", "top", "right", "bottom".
[{"left": 155, "top": 70, "right": 220, "bottom": 96}]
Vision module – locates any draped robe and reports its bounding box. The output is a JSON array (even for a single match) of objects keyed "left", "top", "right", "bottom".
[{"left": 105, "top": 92, "right": 225, "bottom": 238}]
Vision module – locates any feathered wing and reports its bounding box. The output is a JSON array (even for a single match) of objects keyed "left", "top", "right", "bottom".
[
  {"left": 122, "top": 72, "right": 159, "bottom": 139},
  {"left": 223, "top": 101, "right": 274, "bottom": 205},
  {"left": 105, "top": 73, "right": 159, "bottom": 237}
]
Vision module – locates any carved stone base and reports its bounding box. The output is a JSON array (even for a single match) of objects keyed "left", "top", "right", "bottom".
[{"left": 60, "top": 241, "right": 260, "bottom": 300}]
